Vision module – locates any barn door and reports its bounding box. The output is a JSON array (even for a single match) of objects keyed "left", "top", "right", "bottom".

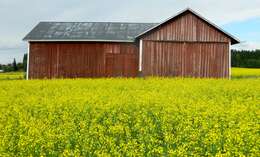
[
  {"left": 105, "top": 53, "right": 138, "bottom": 77},
  {"left": 29, "top": 43, "right": 58, "bottom": 79},
  {"left": 142, "top": 41, "right": 229, "bottom": 78}
]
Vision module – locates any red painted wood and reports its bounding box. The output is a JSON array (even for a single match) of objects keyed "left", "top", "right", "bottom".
[
  {"left": 29, "top": 42, "right": 138, "bottom": 79},
  {"left": 142, "top": 41, "right": 229, "bottom": 78},
  {"left": 142, "top": 12, "right": 231, "bottom": 43},
  {"left": 140, "top": 12, "right": 230, "bottom": 78}
]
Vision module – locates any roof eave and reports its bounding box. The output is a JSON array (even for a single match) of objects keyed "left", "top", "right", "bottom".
[
  {"left": 23, "top": 39, "right": 135, "bottom": 43},
  {"left": 231, "top": 39, "right": 240, "bottom": 45}
]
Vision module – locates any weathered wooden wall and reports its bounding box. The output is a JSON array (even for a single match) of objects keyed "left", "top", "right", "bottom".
[
  {"left": 141, "top": 12, "right": 230, "bottom": 78},
  {"left": 142, "top": 41, "right": 229, "bottom": 78},
  {"left": 142, "top": 12, "right": 230, "bottom": 43},
  {"left": 29, "top": 42, "right": 138, "bottom": 79}
]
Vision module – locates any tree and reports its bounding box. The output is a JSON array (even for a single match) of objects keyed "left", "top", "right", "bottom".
[
  {"left": 23, "top": 53, "right": 27, "bottom": 72},
  {"left": 3, "top": 64, "right": 13, "bottom": 72},
  {"left": 231, "top": 49, "right": 260, "bottom": 68},
  {"left": 13, "top": 58, "right": 18, "bottom": 71},
  {"left": 17, "top": 63, "right": 23, "bottom": 70}
]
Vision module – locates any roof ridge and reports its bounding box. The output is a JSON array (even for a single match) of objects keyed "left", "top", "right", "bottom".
[{"left": 39, "top": 21, "right": 159, "bottom": 24}]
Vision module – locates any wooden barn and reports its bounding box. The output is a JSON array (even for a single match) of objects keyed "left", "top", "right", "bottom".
[{"left": 23, "top": 8, "right": 239, "bottom": 79}]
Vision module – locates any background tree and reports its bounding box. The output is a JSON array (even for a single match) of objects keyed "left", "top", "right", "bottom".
[
  {"left": 231, "top": 49, "right": 260, "bottom": 68},
  {"left": 12, "top": 58, "right": 18, "bottom": 71},
  {"left": 23, "top": 53, "right": 27, "bottom": 72},
  {"left": 2, "top": 64, "right": 13, "bottom": 72}
]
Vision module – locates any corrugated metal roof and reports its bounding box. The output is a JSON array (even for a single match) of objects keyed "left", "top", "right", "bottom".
[{"left": 23, "top": 22, "right": 158, "bottom": 42}]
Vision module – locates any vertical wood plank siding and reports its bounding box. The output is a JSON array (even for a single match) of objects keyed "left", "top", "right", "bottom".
[
  {"left": 29, "top": 42, "right": 138, "bottom": 79},
  {"left": 142, "top": 12, "right": 230, "bottom": 43},
  {"left": 142, "top": 41, "right": 229, "bottom": 78},
  {"left": 141, "top": 12, "right": 230, "bottom": 78}
]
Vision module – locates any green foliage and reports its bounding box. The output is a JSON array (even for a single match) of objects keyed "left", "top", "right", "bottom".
[
  {"left": 0, "top": 69, "right": 259, "bottom": 156},
  {"left": 23, "top": 53, "right": 27, "bottom": 72},
  {"left": 0, "top": 64, "right": 14, "bottom": 72},
  {"left": 12, "top": 58, "right": 18, "bottom": 71},
  {"left": 231, "top": 49, "right": 260, "bottom": 68}
]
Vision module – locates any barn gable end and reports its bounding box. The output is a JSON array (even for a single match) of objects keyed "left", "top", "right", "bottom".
[
  {"left": 141, "top": 12, "right": 230, "bottom": 43},
  {"left": 137, "top": 9, "right": 239, "bottom": 45},
  {"left": 138, "top": 9, "right": 238, "bottom": 78}
]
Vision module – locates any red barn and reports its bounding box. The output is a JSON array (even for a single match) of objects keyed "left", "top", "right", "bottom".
[{"left": 23, "top": 8, "right": 239, "bottom": 79}]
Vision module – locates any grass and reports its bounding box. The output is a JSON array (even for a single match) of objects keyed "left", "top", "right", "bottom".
[
  {"left": 0, "top": 68, "right": 259, "bottom": 156},
  {"left": 0, "top": 72, "right": 24, "bottom": 80}
]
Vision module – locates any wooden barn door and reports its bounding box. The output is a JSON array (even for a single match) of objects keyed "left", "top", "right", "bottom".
[
  {"left": 29, "top": 43, "right": 106, "bottom": 79},
  {"left": 105, "top": 53, "right": 138, "bottom": 77},
  {"left": 142, "top": 41, "right": 229, "bottom": 78},
  {"left": 104, "top": 43, "right": 139, "bottom": 77},
  {"left": 29, "top": 43, "right": 58, "bottom": 79},
  {"left": 58, "top": 43, "right": 105, "bottom": 78}
]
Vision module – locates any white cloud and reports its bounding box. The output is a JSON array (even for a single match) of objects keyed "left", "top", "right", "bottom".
[
  {"left": 232, "top": 42, "right": 260, "bottom": 50},
  {"left": 0, "top": 41, "right": 24, "bottom": 49},
  {"left": 44, "top": 0, "right": 260, "bottom": 24},
  {"left": 183, "top": 0, "right": 260, "bottom": 24}
]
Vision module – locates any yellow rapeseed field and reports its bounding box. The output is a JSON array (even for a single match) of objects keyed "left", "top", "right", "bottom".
[
  {"left": 0, "top": 68, "right": 259, "bottom": 156},
  {"left": 232, "top": 68, "right": 260, "bottom": 78},
  {"left": 0, "top": 72, "right": 24, "bottom": 80}
]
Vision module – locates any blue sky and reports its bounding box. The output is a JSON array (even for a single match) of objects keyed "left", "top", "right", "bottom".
[
  {"left": 0, "top": 0, "right": 260, "bottom": 64},
  {"left": 223, "top": 17, "right": 260, "bottom": 49}
]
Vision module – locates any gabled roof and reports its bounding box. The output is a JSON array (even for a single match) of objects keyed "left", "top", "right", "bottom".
[
  {"left": 136, "top": 8, "right": 240, "bottom": 45},
  {"left": 23, "top": 8, "right": 239, "bottom": 44},
  {"left": 23, "top": 22, "right": 158, "bottom": 42}
]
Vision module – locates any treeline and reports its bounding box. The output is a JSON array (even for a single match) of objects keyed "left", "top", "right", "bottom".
[
  {"left": 231, "top": 49, "right": 260, "bottom": 68},
  {"left": 0, "top": 54, "right": 27, "bottom": 72}
]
